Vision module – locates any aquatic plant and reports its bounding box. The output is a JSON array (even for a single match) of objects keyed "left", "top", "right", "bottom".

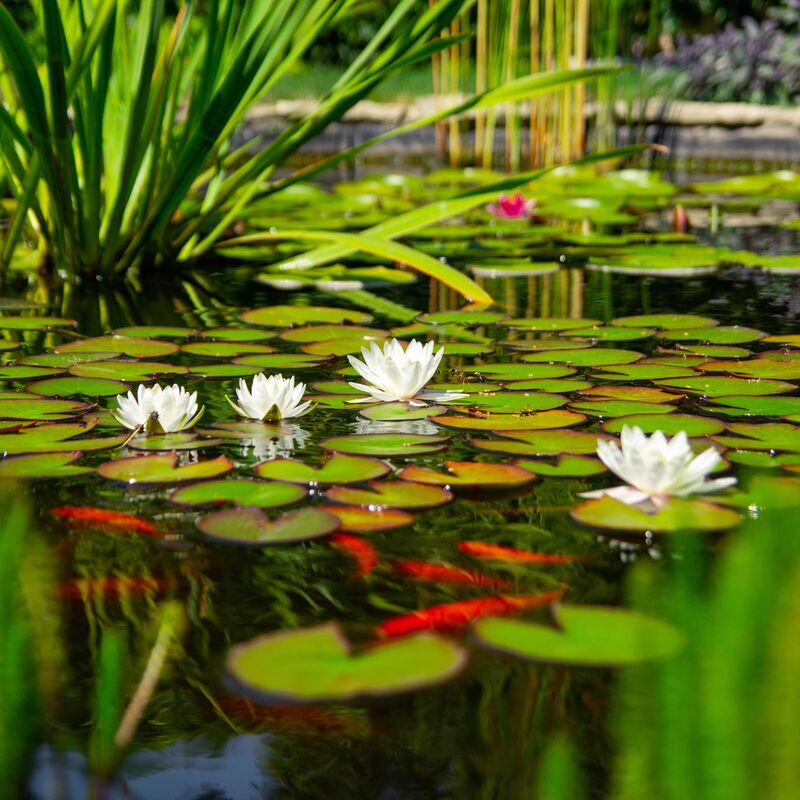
[
  {"left": 486, "top": 192, "right": 537, "bottom": 219},
  {"left": 113, "top": 383, "right": 203, "bottom": 434},
  {"left": 227, "top": 373, "right": 313, "bottom": 422}
]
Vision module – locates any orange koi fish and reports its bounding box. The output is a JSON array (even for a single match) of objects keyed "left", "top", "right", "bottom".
[
  {"left": 330, "top": 533, "right": 378, "bottom": 577},
  {"left": 51, "top": 505, "right": 161, "bottom": 536},
  {"left": 458, "top": 541, "right": 577, "bottom": 565},
  {"left": 390, "top": 559, "right": 510, "bottom": 589}
]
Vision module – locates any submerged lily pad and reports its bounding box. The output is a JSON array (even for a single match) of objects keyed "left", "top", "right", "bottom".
[
  {"left": 325, "top": 481, "right": 452, "bottom": 510},
  {"left": 226, "top": 623, "right": 466, "bottom": 703},
  {"left": 473, "top": 606, "right": 684, "bottom": 666},
  {"left": 98, "top": 452, "right": 234, "bottom": 484},
  {"left": 56, "top": 336, "right": 179, "bottom": 358},
  {"left": 241, "top": 305, "right": 371, "bottom": 327},
  {"left": 321, "top": 433, "right": 449, "bottom": 457},
  {"left": 255, "top": 454, "right": 391, "bottom": 485},
  {"left": 570, "top": 496, "right": 740, "bottom": 533},
  {"left": 27, "top": 377, "right": 128, "bottom": 398},
  {"left": 0, "top": 451, "right": 92, "bottom": 479},
  {"left": 472, "top": 429, "right": 607, "bottom": 456},
  {"left": 197, "top": 506, "right": 339, "bottom": 545},
  {"left": 515, "top": 456, "right": 607, "bottom": 477},
  {"left": 602, "top": 414, "right": 725, "bottom": 436},
  {"left": 397, "top": 461, "right": 535, "bottom": 489},
  {"left": 170, "top": 479, "right": 307, "bottom": 508}
]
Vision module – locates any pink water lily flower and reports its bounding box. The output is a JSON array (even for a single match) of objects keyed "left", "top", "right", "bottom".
[{"left": 486, "top": 192, "right": 537, "bottom": 219}]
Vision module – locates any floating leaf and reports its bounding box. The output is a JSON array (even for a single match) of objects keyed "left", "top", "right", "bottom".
[
  {"left": 522, "top": 348, "right": 642, "bottom": 367},
  {"left": 657, "top": 376, "right": 795, "bottom": 396},
  {"left": 97, "top": 452, "right": 234, "bottom": 484},
  {"left": 199, "top": 328, "right": 276, "bottom": 342},
  {"left": 563, "top": 326, "right": 655, "bottom": 342},
  {"left": 501, "top": 338, "right": 593, "bottom": 352},
  {"left": 697, "top": 359, "right": 800, "bottom": 380},
  {"left": 0, "top": 315, "right": 76, "bottom": 330},
  {"left": 359, "top": 403, "right": 447, "bottom": 421},
  {"left": 27, "top": 377, "right": 128, "bottom": 398},
  {"left": 602, "top": 414, "right": 725, "bottom": 436},
  {"left": 188, "top": 364, "right": 262, "bottom": 379},
  {"left": 20, "top": 352, "right": 119, "bottom": 368},
  {"left": 676, "top": 344, "right": 751, "bottom": 358},
  {"left": 593, "top": 364, "right": 697, "bottom": 381},
  {"left": 181, "top": 342, "right": 276, "bottom": 358},
  {"left": 0, "top": 452, "right": 92, "bottom": 479},
  {"left": 611, "top": 314, "right": 717, "bottom": 329},
  {"left": 417, "top": 311, "right": 505, "bottom": 325},
  {"left": 280, "top": 324, "right": 390, "bottom": 343},
  {"left": 197, "top": 421, "right": 291, "bottom": 440},
  {"left": 255, "top": 454, "right": 391, "bottom": 485},
  {"left": 430, "top": 409, "right": 586, "bottom": 431},
  {"left": 570, "top": 496, "right": 740, "bottom": 533},
  {"left": 504, "top": 378, "right": 593, "bottom": 392},
  {"left": 569, "top": 400, "right": 676, "bottom": 418},
  {"left": 226, "top": 623, "right": 466, "bottom": 703},
  {"left": 579, "top": 386, "right": 680, "bottom": 403},
  {"left": 472, "top": 429, "right": 608, "bottom": 456},
  {"left": 711, "top": 423, "right": 800, "bottom": 453},
  {"left": 0, "top": 365, "right": 64, "bottom": 381},
  {"left": 660, "top": 326, "right": 765, "bottom": 345},
  {"left": 397, "top": 460, "right": 536, "bottom": 489},
  {"left": 449, "top": 393, "right": 566, "bottom": 413},
  {"left": 515, "top": 456, "right": 607, "bottom": 477},
  {"left": 321, "top": 433, "right": 448, "bottom": 457},
  {"left": 319, "top": 505, "right": 414, "bottom": 533},
  {"left": 470, "top": 364, "right": 577, "bottom": 380},
  {"left": 325, "top": 481, "right": 452, "bottom": 510},
  {"left": 0, "top": 422, "right": 126, "bottom": 453},
  {"left": 302, "top": 337, "right": 392, "bottom": 357},
  {"left": 473, "top": 605, "right": 684, "bottom": 666},
  {"left": 0, "top": 397, "right": 91, "bottom": 421},
  {"left": 241, "top": 305, "right": 372, "bottom": 327},
  {"left": 427, "top": 381, "right": 504, "bottom": 393},
  {"left": 126, "top": 433, "right": 224, "bottom": 451},
  {"left": 234, "top": 354, "right": 323, "bottom": 370},
  {"left": 502, "top": 317, "right": 600, "bottom": 331},
  {"left": 56, "top": 336, "right": 179, "bottom": 358},
  {"left": 170, "top": 479, "right": 307, "bottom": 508},
  {"left": 69, "top": 361, "right": 188, "bottom": 381},
  {"left": 113, "top": 326, "right": 195, "bottom": 339},
  {"left": 197, "top": 506, "right": 339, "bottom": 546}
]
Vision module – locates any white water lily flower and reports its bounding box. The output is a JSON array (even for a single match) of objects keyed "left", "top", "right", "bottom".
[
  {"left": 581, "top": 425, "right": 736, "bottom": 509},
  {"left": 227, "top": 373, "right": 312, "bottom": 422},
  {"left": 113, "top": 383, "right": 203, "bottom": 435},
  {"left": 347, "top": 339, "right": 466, "bottom": 406}
]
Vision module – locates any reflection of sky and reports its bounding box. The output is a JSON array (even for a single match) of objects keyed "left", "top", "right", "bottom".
[
  {"left": 239, "top": 424, "right": 310, "bottom": 461},
  {"left": 28, "top": 735, "right": 276, "bottom": 799},
  {"left": 352, "top": 419, "right": 441, "bottom": 437}
]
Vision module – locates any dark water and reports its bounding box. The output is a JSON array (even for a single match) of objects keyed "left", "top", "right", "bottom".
[{"left": 15, "top": 245, "right": 800, "bottom": 800}]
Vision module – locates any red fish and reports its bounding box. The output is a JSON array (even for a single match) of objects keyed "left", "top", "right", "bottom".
[
  {"left": 330, "top": 533, "right": 378, "bottom": 577},
  {"left": 390, "top": 559, "right": 510, "bottom": 589},
  {"left": 376, "top": 591, "right": 562, "bottom": 638},
  {"left": 458, "top": 541, "right": 577, "bottom": 565},
  {"left": 58, "top": 575, "right": 174, "bottom": 601},
  {"left": 51, "top": 506, "right": 161, "bottom": 537}
]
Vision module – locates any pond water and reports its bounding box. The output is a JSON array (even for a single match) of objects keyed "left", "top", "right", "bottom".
[{"left": 9, "top": 167, "right": 800, "bottom": 799}]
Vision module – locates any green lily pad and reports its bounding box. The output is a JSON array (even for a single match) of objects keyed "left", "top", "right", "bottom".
[
  {"left": 579, "top": 386, "right": 680, "bottom": 403},
  {"left": 431, "top": 409, "right": 586, "bottom": 431},
  {"left": 0, "top": 422, "right": 127, "bottom": 453},
  {"left": 325, "top": 481, "right": 452, "bottom": 510},
  {"left": 0, "top": 315, "right": 77, "bottom": 330},
  {"left": 359, "top": 403, "right": 447, "bottom": 421},
  {"left": 301, "top": 337, "right": 392, "bottom": 357},
  {"left": 725, "top": 451, "right": 787, "bottom": 469},
  {"left": 602, "top": 414, "right": 725, "bottom": 436},
  {"left": 656, "top": 376, "right": 796, "bottom": 396},
  {"left": 198, "top": 328, "right": 276, "bottom": 342},
  {"left": 438, "top": 343, "right": 495, "bottom": 357},
  {"left": 97, "top": 452, "right": 234, "bottom": 484},
  {"left": 416, "top": 311, "right": 505, "bottom": 325},
  {"left": 501, "top": 338, "right": 593, "bottom": 352},
  {"left": 0, "top": 451, "right": 92, "bottom": 479},
  {"left": 181, "top": 342, "right": 276, "bottom": 358},
  {"left": 397, "top": 460, "right": 536, "bottom": 489},
  {"left": 69, "top": 361, "right": 188, "bottom": 381},
  {"left": 19, "top": 352, "right": 120, "bottom": 368},
  {"left": 319, "top": 504, "right": 415, "bottom": 533},
  {"left": 240, "top": 305, "right": 372, "bottom": 327},
  {"left": 697, "top": 359, "right": 800, "bottom": 380},
  {"left": 708, "top": 395, "right": 800, "bottom": 416},
  {"left": 504, "top": 378, "right": 594, "bottom": 392},
  {"left": 126, "top": 433, "right": 224, "bottom": 451},
  {"left": 502, "top": 317, "right": 601, "bottom": 331},
  {"left": 226, "top": 623, "right": 466, "bottom": 703},
  {"left": 170, "top": 479, "right": 307, "bottom": 508},
  {"left": 472, "top": 429, "right": 607, "bottom": 456},
  {"left": 113, "top": 326, "right": 196, "bottom": 339},
  {"left": 197, "top": 421, "right": 291, "bottom": 440},
  {"left": 254, "top": 454, "right": 391, "bottom": 485},
  {"left": 27, "top": 377, "right": 128, "bottom": 398},
  {"left": 473, "top": 605, "right": 684, "bottom": 666},
  {"left": 197, "top": 506, "right": 340, "bottom": 546},
  {"left": 515, "top": 456, "right": 607, "bottom": 477},
  {"left": 234, "top": 354, "right": 323, "bottom": 370},
  {"left": 762, "top": 334, "right": 800, "bottom": 347},
  {"left": 321, "top": 433, "right": 449, "bottom": 457},
  {"left": 592, "top": 364, "right": 697, "bottom": 381},
  {"left": 570, "top": 496, "right": 740, "bottom": 533},
  {"left": 569, "top": 400, "right": 676, "bottom": 418},
  {"left": 522, "top": 349, "right": 642, "bottom": 367},
  {"left": 470, "top": 364, "right": 576, "bottom": 380},
  {"left": 563, "top": 326, "right": 654, "bottom": 342},
  {"left": 711, "top": 423, "right": 800, "bottom": 453},
  {"left": 675, "top": 345, "right": 752, "bottom": 358},
  {"left": 0, "top": 366, "right": 65, "bottom": 381},
  {"left": 0, "top": 397, "right": 91, "bottom": 421},
  {"left": 448, "top": 393, "right": 566, "bottom": 413},
  {"left": 660, "top": 326, "right": 765, "bottom": 344},
  {"left": 188, "top": 364, "right": 262, "bottom": 379},
  {"left": 56, "top": 336, "right": 179, "bottom": 358},
  {"left": 426, "top": 382, "right": 504, "bottom": 393},
  {"left": 280, "top": 325, "right": 390, "bottom": 343},
  {"left": 611, "top": 314, "right": 717, "bottom": 329}
]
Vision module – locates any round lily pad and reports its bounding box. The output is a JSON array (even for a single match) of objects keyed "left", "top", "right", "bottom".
[
  {"left": 592, "top": 365, "right": 697, "bottom": 381},
  {"left": 0, "top": 397, "right": 91, "bottom": 421},
  {"left": 0, "top": 422, "right": 127, "bottom": 453},
  {"left": 20, "top": 352, "right": 120, "bottom": 368},
  {"left": 0, "top": 451, "right": 92, "bottom": 479},
  {"left": 430, "top": 409, "right": 586, "bottom": 431},
  {"left": 0, "top": 366, "right": 64, "bottom": 381},
  {"left": 197, "top": 506, "right": 339, "bottom": 546},
  {"left": 234, "top": 354, "right": 323, "bottom": 370},
  {"left": 241, "top": 305, "right": 371, "bottom": 327},
  {"left": 198, "top": 421, "right": 291, "bottom": 440},
  {"left": 69, "top": 361, "right": 188, "bottom": 381},
  {"left": 226, "top": 623, "right": 466, "bottom": 703},
  {"left": 579, "top": 386, "right": 680, "bottom": 403},
  {"left": 611, "top": 314, "right": 717, "bottom": 329},
  {"left": 656, "top": 376, "right": 796, "bottom": 396},
  {"left": 501, "top": 338, "right": 593, "bottom": 352},
  {"left": 255, "top": 454, "right": 391, "bottom": 485},
  {"left": 676, "top": 344, "right": 752, "bottom": 358},
  {"left": 569, "top": 400, "right": 676, "bottom": 418},
  {"left": 708, "top": 395, "right": 800, "bottom": 416},
  {"left": 711, "top": 423, "right": 800, "bottom": 453},
  {"left": 188, "top": 364, "right": 262, "bottom": 379},
  {"left": 504, "top": 378, "right": 593, "bottom": 392},
  {"left": 515, "top": 456, "right": 607, "bottom": 477},
  {"left": 417, "top": 311, "right": 505, "bottom": 325},
  {"left": 522, "top": 349, "right": 642, "bottom": 367},
  {"left": 698, "top": 359, "right": 800, "bottom": 381},
  {"left": 280, "top": 325, "right": 389, "bottom": 343},
  {"left": 170, "top": 479, "right": 306, "bottom": 508},
  {"left": 319, "top": 505, "right": 415, "bottom": 533},
  {"left": 302, "top": 337, "right": 391, "bottom": 357},
  {"left": 469, "top": 262, "right": 560, "bottom": 277},
  {"left": 602, "top": 414, "right": 725, "bottom": 436},
  {"left": 97, "top": 452, "right": 234, "bottom": 484},
  {"left": 473, "top": 605, "right": 684, "bottom": 666},
  {"left": 359, "top": 403, "right": 447, "bottom": 422},
  {"left": 0, "top": 315, "right": 77, "bottom": 330},
  {"left": 427, "top": 382, "right": 504, "bottom": 393},
  {"left": 325, "top": 481, "right": 452, "bottom": 510},
  {"left": 563, "top": 326, "right": 654, "bottom": 342},
  {"left": 113, "top": 326, "right": 196, "bottom": 339},
  {"left": 660, "top": 326, "right": 765, "bottom": 345},
  {"left": 181, "top": 342, "right": 276, "bottom": 358},
  {"left": 570, "top": 496, "right": 740, "bottom": 533},
  {"left": 472, "top": 429, "right": 607, "bottom": 456},
  {"left": 449, "top": 393, "right": 566, "bottom": 413},
  {"left": 198, "top": 328, "right": 276, "bottom": 342},
  {"left": 471, "top": 364, "right": 577, "bottom": 380},
  {"left": 397, "top": 461, "right": 536, "bottom": 489},
  {"left": 126, "top": 433, "right": 224, "bottom": 451},
  {"left": 321, "top": 433, "right": 449, "bottom": 457},
  {"left": 502, "top": 317, "right": 601, "bottom": 331},
  {"left": 27, "top": 377, "right": 128, "bottom": 398},
  {"left": 56, "top": 336, "right": 179, "bottom": 358}
]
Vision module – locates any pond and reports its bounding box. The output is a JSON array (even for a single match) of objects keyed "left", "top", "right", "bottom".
[{"left": 8, "top": 166, "right": 800, "bottom": 799}]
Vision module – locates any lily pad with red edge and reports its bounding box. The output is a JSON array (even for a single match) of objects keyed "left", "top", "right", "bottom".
[
  {"left": 562, "top": 326, "right": 655, "bottom": 342},
  {"left": 0, "top": 397, "right": 92, "bottom": 421},
  {"left": 27, "top": 377, "right": 129, "bottom": 398},
  {"left": 430, "top": 409, "right": 586, "bottom": 432},
  {"left": 501, "top": 317, "right": 601, "bottom": 331},
  {"left": 234, "top": 354, "right": 323, "bottom": 370},
  {"left": 197, "top": 506, "right": 340, "bottom": 546},
  {"left": 521, "top": 348, "right": 642, "bottom": 367},
  {"left": 591, "top": 364, "right": 697, "bottom": 381},
  {"left": 55, "top": 335, "right": 179, "bottom": 358},
  {"left": 469, "top": 364, "right": 576, "bottom": 380},
  {"left": 472, "top": 429, "right": 609, "bottom": 456},
  {"left": 19, "top": 352, "right": 120, "bottom": 368},
  {"left": 711, "top": 423, "right": 800, "bottom": 453},
  {"left": 280, "top": 324, "right": 390, "bottom": 343},
  {"left": 707, "top": 395, "right": 800, "bottom": 416},
  {"left": 113, "top": 326, "right": 196, "bottom": 339},
  {"left": 325, "top": 481, "right": 452, "bottom": 510},
  {"left": 321, "top": 433, "right": 449, "bottom": 457},
  {"left": 188, "top": 364, "right": 262, "bottom": 379},
  {"left": 69, "top": 361, "right": 189, "bottom": 381},
  {"left": 170, "top": 479, "right": 307, "bottom": 508},
  {"left": 0, "top": 315, "right": 77, "bottom": 330},
  {"left": 569, "top": 400, "right": 676, "bottom": 418},
  {"left": 0, "top": 365, "right": 65, "bottom": 381},
  {"left": 448, "top": 393, "right": 567, "bottom": 413},
  {"left": 97, "top": 452, "right": 234, "bottom": 484},
  {"left": 359, "top": 403, "right": 446, "bottom": 422},
  {"left": 579, "top": 386, "right": 680, "bottom": 403},
  {"left": 181, "top": 342, "right": 276, "bottom": 359},
  {"left": 396, "top": 461, "right": 536, "bottom": 489},
  {"left": 240, "top": 305, "right": 372, "bottom": 327},
  {"left": 198, "top": 327, "right": 276, "bottom": 342},
  {"left": 255, "top": 454, "right": 391, "bottom": 485},
  {"left": 417, "top": 310, "right": 505, "bottom": 325},
  {"left": 126, "top": 433, "right": 224, "bottom": 451},
  {"left": 472, "top": 605, "right": 684, "bottom": 666},
  {"left": 225, "top": 622, "right": 466, "bottom": 704},
  {"left": 602, "top": 414, "right": 725, "bottom": 436},
  {"left": 570, "top": 496, "right": 740, "bottom": 533},
  {"left": 515, "top": 455, "right": 607, "bottom": 477},
  {"left": 656, "top": 376, "right": 796, "bottom": 396},
  {"left": 504, "top": 378, "right": 594, "bottom": 392},
  {"left": 0, "top": 452, "right": 92, "bottom": 479},
  {"left": 319, "top": 505, "right": 415, "bottom": 533},
  {"left": 660, "top": 326, "right": 765, "bottom": 344},
  {"left": 611, "top": 313, "right": 718, "bottom": 329},
  {"left": 697, "top": 359, "right": 800, "bottom": 380},
  {"left": 0, "top": 422, "right": 127, "bottom": 453}
]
